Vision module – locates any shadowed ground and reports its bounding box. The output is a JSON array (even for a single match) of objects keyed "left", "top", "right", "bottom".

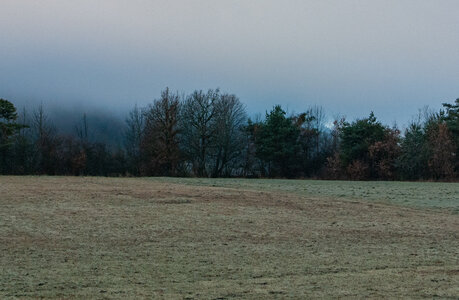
[{"left": 1, "top": 177, "right": 458, "bottom": 298}]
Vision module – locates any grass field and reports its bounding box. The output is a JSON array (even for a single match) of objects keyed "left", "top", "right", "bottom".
[{"left": 1, "top": 176, "right": 458, "bottom": 298}]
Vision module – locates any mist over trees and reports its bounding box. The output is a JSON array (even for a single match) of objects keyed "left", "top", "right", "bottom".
[{"left": 1, "top": 94, "right": 458, "bottom": 181}]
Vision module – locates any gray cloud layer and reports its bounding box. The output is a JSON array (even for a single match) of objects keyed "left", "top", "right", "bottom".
[{"left": 1, "top": 0, "right": 459, "bottom": 125}]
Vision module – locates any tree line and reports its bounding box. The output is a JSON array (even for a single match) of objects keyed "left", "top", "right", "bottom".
[{"left": 1, "top": 90, "right": 458, "bottom": 180}]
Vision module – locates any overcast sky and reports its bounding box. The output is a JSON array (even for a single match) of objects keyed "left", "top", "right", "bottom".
[{"left": 1, "top": 0, "right": 458, "bottom": 125}]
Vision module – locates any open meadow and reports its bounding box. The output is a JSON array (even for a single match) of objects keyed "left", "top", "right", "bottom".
[{"left": 1, "top": 176, "right": 458, "bottom": 298}]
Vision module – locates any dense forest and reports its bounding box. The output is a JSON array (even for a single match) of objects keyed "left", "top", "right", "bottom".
[{"left": 1, "top": 89, "right": 458, "bottom": 180}]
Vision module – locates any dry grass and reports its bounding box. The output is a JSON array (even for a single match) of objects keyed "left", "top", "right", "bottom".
[
  {"left": 1, "top": 176, "right": 458, "bottom": 299},
  {"left": 154, "top": 178, "right": 459, "bottom": 211}
]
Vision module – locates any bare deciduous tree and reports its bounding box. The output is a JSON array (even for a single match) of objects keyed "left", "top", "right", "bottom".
[
  {"left": 142, "top": 88, "right": 181, "bottom": 176},
  {"left": 125, "top": 104, "right": 144, "bottom": 175},
  {"left": 32, "top": 104, "right": 58, "bottom": 174},
  {"left": 180, "top": 89, "right": 220, "bottom": 177},
  {"left": 210, "top": 93, "right": 247, "bottom": 177}
]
